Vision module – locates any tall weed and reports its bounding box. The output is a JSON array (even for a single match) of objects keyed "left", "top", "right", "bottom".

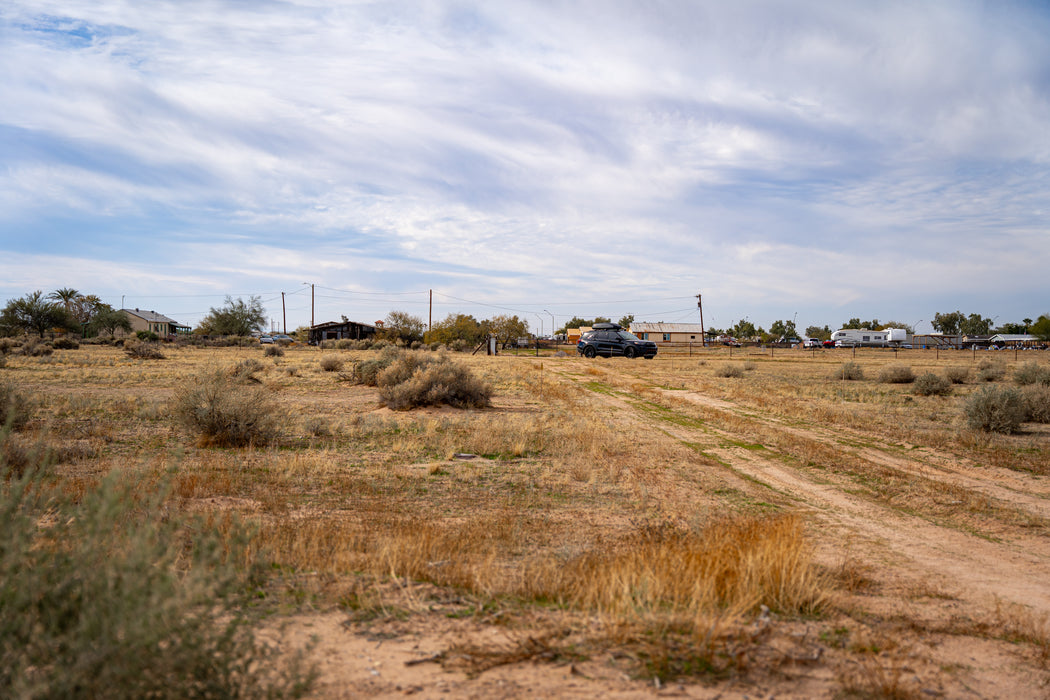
[{"left": 0, "top": 464, "right": 314, "bottom": 698}]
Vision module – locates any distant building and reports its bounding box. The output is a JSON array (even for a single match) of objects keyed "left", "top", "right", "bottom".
[
  {"left": 630, "top": 322, "right": 706, "bottom": 343},
  {"left": 121, "top": 308, "right": 190, "bottom": 337},
  {"left": 308, "top": 319, "right": 377, "bottom": 345}
]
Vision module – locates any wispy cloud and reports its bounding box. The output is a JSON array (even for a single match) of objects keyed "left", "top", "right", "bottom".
[{"left": 2, "top": 1, "right": 1048, "bottom": 331}]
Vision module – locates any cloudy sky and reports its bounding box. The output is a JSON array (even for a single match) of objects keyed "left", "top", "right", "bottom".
[{"left": 2, "top": 1, "right": 1048, "bottom": 334}]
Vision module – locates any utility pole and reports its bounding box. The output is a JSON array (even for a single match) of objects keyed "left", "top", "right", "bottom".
[
  {"left": 429, "top": 289, "right": 432, "bottom": 331},
  {"left": 311, "top": 284, "right": 314, "bottom": 329},
  {"left": 281, "top": 292, "right": 287, "bottom": 334},
  {"left": 697, "top": 291, "right": 706, "bottom": 347}
]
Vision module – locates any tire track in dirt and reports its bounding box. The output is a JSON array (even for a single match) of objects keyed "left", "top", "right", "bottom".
[
  {"left": 666, "top": 388, "right": 1050, "bottom": 523},
  {"left": 564, "top": 372, "right": 1050, "bottom": 617}
]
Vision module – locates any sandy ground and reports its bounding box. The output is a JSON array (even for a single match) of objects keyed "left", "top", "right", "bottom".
[{"left": 273, "top": 361, "right": 1050, "bottom": 699}]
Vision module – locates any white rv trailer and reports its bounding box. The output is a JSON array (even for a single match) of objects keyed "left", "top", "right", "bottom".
[{"left": 831, "top": 328, "right": 908, "bottom": 347}]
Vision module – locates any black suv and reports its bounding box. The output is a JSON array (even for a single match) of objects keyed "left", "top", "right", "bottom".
[{"left": 577, "top": 323, "right": 658, "bottom": 359}]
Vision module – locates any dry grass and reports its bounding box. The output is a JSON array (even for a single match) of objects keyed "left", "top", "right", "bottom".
[{"left": 4, "top": 343, "right": 1050, "bottom": 693}]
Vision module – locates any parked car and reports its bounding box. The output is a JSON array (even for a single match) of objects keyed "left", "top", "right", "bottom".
[
  {"left": 577, "top": 323, "right": 657, "bottom": 359},
  {"left": 259, "top": 335, "right": 274, "bottom": 344},
  {"left": 271, "top": 334, "right": 295, "bottom": 344},
  {"left": 803, "top": 338, "right": 822, "bottom": 348},
  {"left": 822, "top": 340, "right": 836, "bottom": 348}
]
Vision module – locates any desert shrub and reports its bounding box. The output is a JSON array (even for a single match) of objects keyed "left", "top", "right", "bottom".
[
  {"left": 284, "top": 366, "right": 300, "bottom": 377},
  {"left": 379, "top": 357, "right": 492, "bottom": 410},
  {"left": 0, "top": 382, "right": 32, "bottom": 431},
  {"left": 913, "top": 372, "right": 952, "bottom": 396},
  {"left": 944, "top": 366, "right": 970, "bottom": 384},
  {"left": 976, "top": 360, "right": 1005, "bottom": 383},
  {"left": 370, "top": 339, "right": 391, "bottom": 351},
  {"left": 1014, "top": 361, "right": 1050, "bottom": 387},
  {"left": 410, "top": 341, "right": 423, "bottom": 350},
  {"left": 0, "top": 466, "right": 315, "bottom": 698},
  {"left": 302, "top": 416, "right": 333, "bottom": 437},
  {"left": 429, "top": 342, "right": 442, "bottom": 352},
  {"left": 172, "top": 368, "right": 284, "bottom": 447},
  {"left": 713, "top": 364, "right": 744, "bottom": 378},
  {"left": 878, "top": 364, "right": 915, "bottom": 384},
  {"left": 264, "top": 344, "right": 284, "bottom": 357},
  {"left": 833, "top": 362, "right": 864, "bottom": 381},
  {"left": 1022, "top": 385, "right": 1050, "bottom": 423},
  {"left": 124, "top": 341, "right": 166, "bottom": 360},
  {"left": 52, "top": 336, "right": 79, "bottom": 350},
  {"left": 136, "top": 330, "right": 160, "bottom": 341},
  {"left": 352, "top": 346, "right": 403, "bottom": 386},
  {"left": 450, "top": 339, "right": 470, "bottom": 353},
  {"left": 963, "top": 385, "right": 1026, "bottom": 434},
  {"left": 18, "top": 338, "right": 53, "bottom": 357},
  {"left": 0, "top": 338, "right": 17, "bottom": 355},
  {"left": 274, "top": 337, "right": 293, "bottom": 347},
  {"left": 742, "top": 360, "right": 758, "bottom": 372},
  {"left": 231, "top": 358, "right": 265, "bottom": 382},
  {"left": 319, "top": 355, "right": 344, "bottom": 372}
]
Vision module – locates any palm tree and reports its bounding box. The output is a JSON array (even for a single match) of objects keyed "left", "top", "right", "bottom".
[{"left": 48, "top": 288, "right": 83, "bottom": 317}]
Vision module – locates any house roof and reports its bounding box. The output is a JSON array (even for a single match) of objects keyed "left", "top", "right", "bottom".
[
  {"left": 122, "top": 308, "right": 181, "bottom": 325},
  {"left": 630, "top": 322, "right": 706, "bottom": 333},
  {"left": 311, "top": 320, "right": 377, "bottom": 330},
  {"left": 989, "top": 334, "right": 1037, "bottom": 342}
]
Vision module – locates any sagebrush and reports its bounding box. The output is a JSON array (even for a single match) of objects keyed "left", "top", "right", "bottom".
[
  {"left": 0, "top": 465, "right": 315, "bottom": 698},
  {"left": 172, "top": 367, "right": 284, "bottom": 446},
  {"left": 964, "top": 385, "right": 1026, "bottom": 434}
]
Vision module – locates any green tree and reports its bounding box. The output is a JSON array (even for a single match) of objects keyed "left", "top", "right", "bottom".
[
  {"left": 425, "top": 313, "right": 483, "bottom": 345},
  {"left": 0, "top": 291, "right": 76, "bottom": 337},
  {"left": 1030, "top": 314, "right": 1050, "bottom": 341},
  {"left": 877, "top": 321, "right": 914, "bottom": 334},
  {"left": 769, "top": 319, "right": 798, "bottom": 340},
  {"left": 88, "top": 307, "right": 133, "bottom": 337},
  {"left": 805, "top": 325, "right": 831, "bottom": 340},
  {"left": 842, "top": 318, "right": 880, "bottom": 330},
  {"left": 48, "top": 288, "right": 83, "bottom": 319},
  {"left": 485, "top": 314, "right": 529, "bottom": 348},
  {"left": 730, "top": 319, "right": 757, "bottom": 340},
  {"left": 196, "top": 296, "right": 266, "bottom": 336},
  {"left": 617, "top": 314, "right": 635, "bottom": 329},
  {"left": 380, "top": 310, "right": 425, "bottom": 344},
  {"left": 996, "top": 321, "right": 1027, "bottom": 334},
  {"left": 932, "top": 311, "right": 965, "bottom": 335},
  {"left": 558, "top": 317, "right": 588, "bottom": 334},
  {"left": 960, "top": 313, "right": 992, "bottom": 336}
]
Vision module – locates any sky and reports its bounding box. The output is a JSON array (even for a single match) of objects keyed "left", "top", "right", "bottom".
[{"left": 2, "top": 1, "right": 1048, "bottom": 336}]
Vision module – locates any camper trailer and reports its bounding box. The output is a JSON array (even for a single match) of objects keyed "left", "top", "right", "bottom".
[{"left": 831, "top": 328, "right": 907, "bottom": 347}]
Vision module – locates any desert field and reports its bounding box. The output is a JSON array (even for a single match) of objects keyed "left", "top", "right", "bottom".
[{"left": 3, "top": 340, "right": 1050, "bottom": 698}]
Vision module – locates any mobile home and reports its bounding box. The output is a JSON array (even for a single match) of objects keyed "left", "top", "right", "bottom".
[{"left": 830, "top": 328, "right": 907, "bottom": 347}]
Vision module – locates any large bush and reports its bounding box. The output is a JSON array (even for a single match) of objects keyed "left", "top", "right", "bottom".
[
  {"left": 172, "top": 368, "right": 284, "bottom": 447},
  {"left": 379, "top": 356, "right": 492, "bottom": 410},
  {"left": 1014, "top": 361, "right": 1050, "bottom": 387},
  {"left": 0, "top": 466, "right": 314, "bottom": 698},
  {"left": 944, "top": 366, "right": 970, "bottom": 384},
  {"left": 350, "top": 348, "right": 491, "bottom": 410},
  {"left": 963, "top": 385, "right": 1026, "bottom": 434},
  {"left": 878, "top": 364, "right": 915, "bottom": 384},
  {"left": 975, "top": 360, "right": 1005, "bottom": 383},
  {"left": 1022, "top": 385, "right": 1050, "bottom": 423},
  {"left": 913, "top": 372, "right": 952, "bottom": 396},
  {"left": 833, "top": 362, "right": 864, "bottom": 381}
]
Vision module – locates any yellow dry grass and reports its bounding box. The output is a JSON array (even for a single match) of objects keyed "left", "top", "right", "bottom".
[{"left": 4, "top": 341, "right": 1050, "bottom": 691}]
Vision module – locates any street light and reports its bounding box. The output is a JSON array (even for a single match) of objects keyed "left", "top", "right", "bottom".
[
  {"left": 533, "top": 314, "right": 543, "bottom": 338},
  {"left": 543, "top": 309, "right": 555, "bottom": 339}
]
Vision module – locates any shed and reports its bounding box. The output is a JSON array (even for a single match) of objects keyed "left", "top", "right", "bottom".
[{"left": 308, "top": 320, "right": 377, "bottom": 345}]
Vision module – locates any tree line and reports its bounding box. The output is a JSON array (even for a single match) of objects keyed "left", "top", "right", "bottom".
[{"left": 5, "top": 289, "right": 1048, "bottom": 345}]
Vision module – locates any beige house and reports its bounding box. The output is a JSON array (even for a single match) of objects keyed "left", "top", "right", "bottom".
[
  {"left": 121, "top": 308, "right": 190, "bottom": 337},
  {"left": 630, "top": 322, "right": 706, "bottom": 343}
]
